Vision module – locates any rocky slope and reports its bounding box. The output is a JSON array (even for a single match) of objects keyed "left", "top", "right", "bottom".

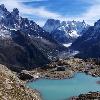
[
  {"left": 0, "top": 4, "right": 66, "bottom": 70},
  {"left": 43, "top": 19, "right": 89, "bottom": 44},
  {"left": 22, "top": 58, "right": 100, "bottom": 80},
  {"left": 0, "top": 64, "right": 41, "bottom": 100},
  {"left": 70, "top": 92, "right": 100, "bottom": 100},
  {"left": 0, "top": 30, "right": 51, "bottom": 71},
  {"left": 71, "top": 19, "right": 100, "bottom": 58}
]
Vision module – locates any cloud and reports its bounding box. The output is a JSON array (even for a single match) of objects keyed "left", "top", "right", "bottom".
[
  {"left": 0, "top": 0, "right": 100, "bottom": 26},
  {"left": 77, "top": 0, "right": 100, "bottom": 25},
  {"left": 0, "top": 0, "right": 67, "bottom": 26},
  {"left": 61, "top": 0, "right": 100, "bottom": 25},
  {"left": 17, "top": 0, "right": 48, "bottom": 2},
  {"left": 0, "top": 0, "right": 65, "bottom": 19}
]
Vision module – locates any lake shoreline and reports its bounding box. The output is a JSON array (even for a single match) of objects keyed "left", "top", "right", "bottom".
[
  {"left": 20, "top": 58, "right": 100, "bottom": 83},
  {"left": 23, "top": 58, "right": 100, "bottom": 100},
  {"left": 70, "top": 92, "right": 100, "bottom": 100},
  {"left": 26, "top": 73, "right": 100, "bottom": 100},
  {"left": 25, "top": 70, "right": 100, "bottom": 84}
]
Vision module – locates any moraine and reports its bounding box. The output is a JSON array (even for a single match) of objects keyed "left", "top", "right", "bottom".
[{"left": 26, "top": 73, "right": 100, "bottom": 100}]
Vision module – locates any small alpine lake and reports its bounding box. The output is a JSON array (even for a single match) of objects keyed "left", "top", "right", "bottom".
[{"left": 26, "top": 73, "right": 100, "bottom": 100}]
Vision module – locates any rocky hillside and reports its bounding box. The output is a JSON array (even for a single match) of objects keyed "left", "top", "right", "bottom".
[
  {"left": 0, "top": 4, "right": 66, "bottom": 70},
  {"left": 0, "top": 64, "right": 41, "bottom": 100},
  {"left": 43, "top": 19, "right": 89, "bottom": 44},
  {"left": 0, "top": 30, "right": 51, "bottom": 71},
  {"left": 71, "top": 19, "right": 100, "bottom": 58}
]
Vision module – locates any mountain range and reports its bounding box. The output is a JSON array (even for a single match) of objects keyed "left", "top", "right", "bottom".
[
  {"left": 71, "top": 19, "right": 100, "bottom": 58},
  {"left": 0, "top": 4, "right": 65, "bottom": 71},
  {"left": 43, "top": 19, "right": 89, "bottom": 45},
  {"left": 0, "top": 4, "right": 100, "bottom": 71}
]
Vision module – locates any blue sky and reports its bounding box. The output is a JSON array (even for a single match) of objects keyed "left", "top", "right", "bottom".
[
  {"left": 0, "top": 0, "right": 100, "bottom": 26},
  {"left": 23, "top": 0, "right": 90, "bottom": 15}
]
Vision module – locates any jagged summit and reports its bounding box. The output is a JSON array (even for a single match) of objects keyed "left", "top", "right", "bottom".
[
  {"left": 0, "top": 4, "right": 7, "bottom": 11},
  {"left": 0, "top": 4, "right": 56, "bottom": 42},
  {"left": 43, "top": 19, "right": 89, "bottom": 44},
  {"left": 0, "top": 4, "right": 66, "bottom": 70},
  {"left": 71, "top": 19, "right": 100, "bottom": 58},
  {"left": 12, "top": 8, "right": 19, "bottom": 14},
  {"left": 43, "top": 19, "right": 60, "bottom": 33}
]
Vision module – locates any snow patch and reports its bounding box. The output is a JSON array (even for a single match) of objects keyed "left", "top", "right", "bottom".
[
  {"left": 69, "top": 30, "right": 80, "bottom": 38},
  {"left": 9, "top": 29, "right": 17, "bottom": 31},
  {"left": 63, "top": 43, "right": 72, "bottom": 47}
]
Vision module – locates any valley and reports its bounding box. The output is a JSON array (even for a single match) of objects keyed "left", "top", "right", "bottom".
[
  {"left": 0, "top": 2, "right": 100, "bottom": 100},
  {"left": 20, "top": 58, "right": 100, "bottom": 100}
]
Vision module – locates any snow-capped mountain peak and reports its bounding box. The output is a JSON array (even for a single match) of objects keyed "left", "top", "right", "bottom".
[
  {"left": 0, "top": 4, "right": 50, "bottom": 40},
  {"left": 43, "top": 19, "right": 60, "bottom": 33},
  {"left": 43, "top": 19, "right": 89, "bottom": 44},
  {"left": 0, "top": 4, "right": 66, "bottom": 68},
  {"left": 71, "top": 19, "right": 100, "bottom": 58}
]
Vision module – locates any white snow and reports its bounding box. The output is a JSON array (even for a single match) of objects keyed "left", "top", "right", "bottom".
[
  {"left": 28, "top": 34, "right": 31, "bottom": 37},
  {"left": 69, "top": 51, "right": 79, "bottom": 56},
  {"left": 63, "top": 43, "right": 72, "bottom": 47},
  {"left": 1, "top": 15, "right": 4, "bottom": 18},
  {"left": 69, "top": 30, "right": 80, "bottom": 38},
  {"left": 34, "top": 73, "right": 40, "bottom": 79},
  {"left": 9, "top": 28, "right": 17, "bottom": 31},
  {"left": 0, "top": 29, "right": 11, "bottom": 39},
  {"left": 25, "top": 24, "right": 28, "bottom": 27},
  {"left": 36, "top": 36, "right": 43, "bottom": 39},
  {"left": 43, "top": 20, "right": 88, "bottom": 41}
]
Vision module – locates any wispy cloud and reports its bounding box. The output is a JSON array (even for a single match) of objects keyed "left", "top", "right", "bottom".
[
  {"left": 0, "top": 0, "right": 66, "bottom": 26},
  {"left": 17, "top": 0, "right": 48, "bottom": 2},
  {"left": 80, "top": 5, "right": 100, "bottom": 25},
  {"left": 60, "top": 0, "right": 100, "bottom": 25},
  {"left": 0, "top": 0, "right": 100, "bottom": 26}
]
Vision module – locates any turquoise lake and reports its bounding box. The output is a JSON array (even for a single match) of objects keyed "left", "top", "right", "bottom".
[{"left": 27, "top": 73, "right": 100, "bottom": 100}]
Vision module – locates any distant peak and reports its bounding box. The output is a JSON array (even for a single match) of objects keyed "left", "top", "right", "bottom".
[
  {"left": 0, "top": 4, "right": 7, "bottom": 11},
  {"left": 12, "top": 8, "right": 19, "bottom": 15},
  {"left": 82, "top": 20, "right": 85, "bottom": 24},
  {"left": 0, "top": 4, "right": 5, "bottom": 9},
  {"left": 94, "top": 19, "right": 100, "bottom": 26},
  {"left": 13, "top": 8, "right": 19, "bottom": 13},
  {"left": 47, "top": 19, "right": 60, "bottom": 23},
  {"left": 72, "top": 20, "right": 75, "bottom": 22},
  {"left": 61, "top": 21, "right": 66, "bottom": 26}
]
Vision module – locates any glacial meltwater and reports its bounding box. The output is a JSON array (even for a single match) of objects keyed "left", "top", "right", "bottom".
[{"left": 26, "top": 73, "right": 100, "bottom": 100}]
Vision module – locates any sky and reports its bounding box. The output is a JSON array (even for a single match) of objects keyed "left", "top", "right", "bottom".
[{"left": 0, "top": 0, "right": 100, "bottom": 26}]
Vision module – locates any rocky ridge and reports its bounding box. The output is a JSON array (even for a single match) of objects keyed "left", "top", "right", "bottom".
[
  {"left": 43, "top": 19, "right": 89, "bottom": 44},
  {"left": 71, "top": 19, "right": 100, "bottom": 58},
  {"left": 0, "top": 4, "right": 66, "bottom": 70}
]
